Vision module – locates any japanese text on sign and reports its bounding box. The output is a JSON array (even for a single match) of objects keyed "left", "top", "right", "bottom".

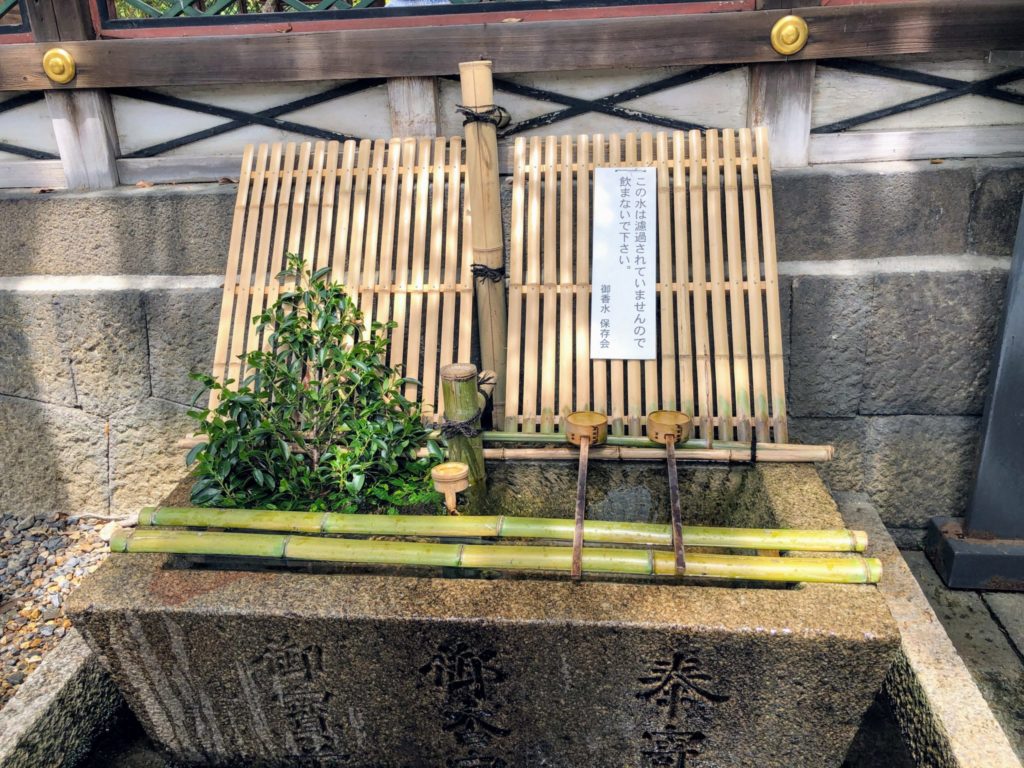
[{"left": 591, "top": 167, "right": 657, "bottom": 360}]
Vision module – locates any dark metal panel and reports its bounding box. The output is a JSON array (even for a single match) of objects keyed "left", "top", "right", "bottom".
[
  {"left": 965, "top": 198, "right": 1024, "bottom": 541},
  {"left": 927, "top": 198, "right": 1024, "bottom": 591}
]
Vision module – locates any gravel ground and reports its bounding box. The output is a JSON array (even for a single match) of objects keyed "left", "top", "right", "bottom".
[{"left": 0, "top": 511, "right": 109, "bottom": 708}]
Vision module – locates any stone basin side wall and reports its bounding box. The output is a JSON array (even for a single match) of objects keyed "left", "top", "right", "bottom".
[{"left": 0, "top": 160, "right": 1021, "bottom": 541}]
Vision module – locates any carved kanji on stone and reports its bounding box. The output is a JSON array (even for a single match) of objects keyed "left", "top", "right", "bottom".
[{"left": 637, "top": 650, "right": 730, "bottom": 722}]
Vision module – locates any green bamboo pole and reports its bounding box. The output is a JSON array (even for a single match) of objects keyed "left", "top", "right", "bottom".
[
  {"left": 440, "top": 364, "right": 486, "bottom": 511},
  {"left": 111, "top": 528, "right": 881, "bottom": 584},
  {"left": 475, "top": 430, "right": 823, "bottom": 452},
  {"left": 139, "top": 507, "right": 869, "bottom": 553}
]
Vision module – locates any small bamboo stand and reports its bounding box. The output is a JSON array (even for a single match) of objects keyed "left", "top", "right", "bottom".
[
  {"left": 648, "top": 410, "right": 693, "bottom": 575},
  {"left": 565, "top": 411, "right": 609, "bottom": 579},
  {"left": 459, "top": 60, "right": 508, "bottom": 426}
]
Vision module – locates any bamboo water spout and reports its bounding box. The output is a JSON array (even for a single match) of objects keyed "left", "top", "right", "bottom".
[
  {"left": 139, "top": 507, "right": 870, "bottom": 553},
  {"left": 440, "top": 364, "right": 486, "bottom": 512},
  {"left": 111, "top": 527, "right": 882, "bottom": 584}
]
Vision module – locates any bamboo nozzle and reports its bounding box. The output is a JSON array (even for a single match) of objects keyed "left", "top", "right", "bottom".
[
  {"left": 431, "top": 461, "right": 470, "bottom": 514},
  {"left": 115, "top": 527, "right": 882, "bottom": 584}
]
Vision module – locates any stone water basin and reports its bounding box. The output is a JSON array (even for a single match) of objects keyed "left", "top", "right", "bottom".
[{"left": 68, "top": 462, "right": 897, "bottom": 768}]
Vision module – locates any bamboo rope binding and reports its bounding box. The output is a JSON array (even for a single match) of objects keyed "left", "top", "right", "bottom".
[
  {"left": 459, "top": 60, "right": 508, "bottom": 426},
  {"left": 112, "top": 527, "right": 881, "bottom": 584}
]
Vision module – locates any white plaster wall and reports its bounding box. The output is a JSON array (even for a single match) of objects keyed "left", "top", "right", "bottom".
[
  {"left": 112, "top": 80, "right": 392, "bottom": 157},
  {"left": 812, "top": 58, "right": 1024, "bottom": 132},
  {"left": 438, "top": 66, "right": 750, "bottom": 137},
  {"left": 0, "top": 94, "right": 59, "bottom": 163}
]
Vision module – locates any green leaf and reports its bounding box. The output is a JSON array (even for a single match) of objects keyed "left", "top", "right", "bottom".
[
  {"left": 345, "top": 471, "right": 365, "bottom": 495},
  {"left": 185, "top": 442, "right": 206, "bottom": 467}
]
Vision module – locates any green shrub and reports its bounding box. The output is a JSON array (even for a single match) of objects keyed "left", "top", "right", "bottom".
[{"left": 187, "top": 254, "right": 443, "bottom": 512}]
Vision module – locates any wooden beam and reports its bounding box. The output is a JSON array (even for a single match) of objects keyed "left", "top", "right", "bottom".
[
  {"left": 749, "top": 61, "right": 815, "bottom": 168},
  {"left": 387, "top": 77, "right": 440, "bottom": 138},
  {"left": 116, "top": 155, "right": 242, "bottom": 185},
  {"left": 25, "top": 0, "right": 120, "bottom": 189},
  {"left": 0, "top": 159, "right": 66, "bottom": 189},
  {"left": 809, "top": 126, "right": 1024, "bottom": 164},
  {"left": 22, "top": 0, "right": 95, "bottom": 41},
  {"left": 0, "top": 1, "right": 1020, "bottom": 90},
  {"left": 46, "top": 89, "right": 120, "bottom": 189}
]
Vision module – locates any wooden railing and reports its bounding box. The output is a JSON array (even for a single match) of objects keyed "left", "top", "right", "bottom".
[{"left": 0, "top": 0, "right": 1021, "bottom": 190}]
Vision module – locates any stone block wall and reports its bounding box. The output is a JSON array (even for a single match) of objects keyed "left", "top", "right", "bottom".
[{"left": 0, "top": 160, "right": 1021, "bottom": 538}]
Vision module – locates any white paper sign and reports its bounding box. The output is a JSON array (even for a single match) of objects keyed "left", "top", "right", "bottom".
[{"left": 590, "top": 167, "right": 657, "bottom": 360}]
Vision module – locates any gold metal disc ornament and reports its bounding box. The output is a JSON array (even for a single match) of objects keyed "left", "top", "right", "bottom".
[
  {"left": 770, "top": 15, "right": 809, "bottom": 56},
  {"left": 42, "top": 48, "right": 76, "bottom": 84}
]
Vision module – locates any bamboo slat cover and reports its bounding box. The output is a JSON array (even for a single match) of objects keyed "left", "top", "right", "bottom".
[
  {"left": 504, "top": 128, "right": 789, "bottom": 443},
  {"left": 210, "top": 138, "right": 474, "bottom": 425}
]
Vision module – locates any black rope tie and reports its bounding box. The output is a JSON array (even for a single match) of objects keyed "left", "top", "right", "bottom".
[
  {"left": 440, "top": 409, "right": 484, "bottom": 440},
  {"left": 477, "top": 372, "right": 496, "bottom": 389},
  {"left": 470, "top": 263, "right": 505, "bottom": 282},
  {"left": 455, "top": 103, "right": 511, "bottom": 130}
]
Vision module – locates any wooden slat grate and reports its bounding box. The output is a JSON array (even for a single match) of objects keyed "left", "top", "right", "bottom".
[
  {"left": 504, "top": 127, "right": 789, "bottom": 443},
  {"left": 210, "top": 137, "right": 474, "bottom": 426}
]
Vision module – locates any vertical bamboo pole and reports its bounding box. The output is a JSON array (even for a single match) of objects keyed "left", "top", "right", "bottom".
[
  {"left": 459, "top": 61, "right": 509, "bottom": 427},
  {"left": 441, "top": 364, "right": 487, "bottom": 509}
]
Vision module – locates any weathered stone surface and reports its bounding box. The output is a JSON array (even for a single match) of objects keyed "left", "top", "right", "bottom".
[
  {"left": 146, "top": 288, "right": 220, "bottom": 406},
  {"left": 774, "top": 162, "right": 973, "bottom": 261},
  {"left": 71, "top": 465, "right": 897, "bottom": 768},
  {"left": 983, "top": 593, "right": 1024, "bottom": 661},
  {"left": 788, "top": 275, "right": 870, "bottom": 417},
  {"left": 0, "top": 185, "right": 233, "bottom": 276},
  {"left": 863, "top": 416, "right": 980, "bottom": 529},
  {"left": 0, "top": 630, "right": 121, "bottom": 768},
  {"left": 0, "top": 395, "right": 107, "bottom": 518},
  {"left": 905, "top": 552, "right": 1024, "bottom": 761},
  {"left": 0, "top": 292, "right": 75, "bottom": 407},
  {"left": 108, "top": 398, "right": 194, "bottom": 516},
  {"left": 789, "top": 416, "right": 867, "bottom": 494},
  {"left": 971, "top": 165, "right": 1024, "bottom": 256},
  {"left": 839, "top": 498, "right": 1021, "bottom": 768},
  {"left": 861, "top": 269, "right": 1006, "bottom": 416},
  {"left": 54, "top": 291, "right": 150, "bottom": 416},
  {"left": 487, "top": 462, "right": 773, "bottom": 528}
]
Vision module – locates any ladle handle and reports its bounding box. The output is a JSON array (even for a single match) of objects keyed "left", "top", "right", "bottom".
[
  {"left": 571, "top": 436, "right": 590, "bottom": 580},
  {"left": 666, "top": 440, "right": 686, "bottom": 574}
]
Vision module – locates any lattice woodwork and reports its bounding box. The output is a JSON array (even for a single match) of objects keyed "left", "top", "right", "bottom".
[
  {"left": 504, "top": 127, "right": 789, "bottom": 443},
  {"left": 211, "top": 137, "right": 474, "bottom": 425}
]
